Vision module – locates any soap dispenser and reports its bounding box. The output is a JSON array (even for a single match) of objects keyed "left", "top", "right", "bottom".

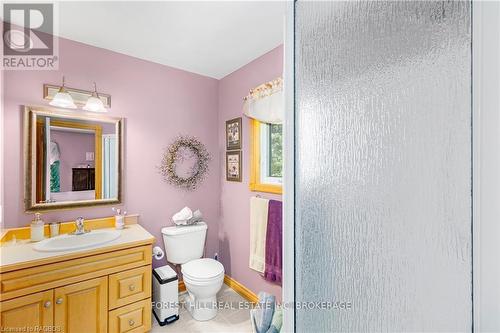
[
  {"left": 112, "top": 207, "right": 127, "bottom": 230},
  {"left": 31, "top": 213, "right": 45, "bottom": 242}
]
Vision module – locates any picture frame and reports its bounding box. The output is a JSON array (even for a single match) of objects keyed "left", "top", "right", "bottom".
[
  {"left": 226, "top": 151, "right": 242, "bottom": 182},
  {"left": 226, "top": 117, "right": 242, "bottom": 150}
]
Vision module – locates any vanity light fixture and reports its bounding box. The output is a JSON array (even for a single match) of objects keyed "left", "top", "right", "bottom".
[
  {"left": 49, "top": 76, "right": 77, "bottom": 109},
  {"left": 83, "top": 82, "right": 107, "bottom": 112}
]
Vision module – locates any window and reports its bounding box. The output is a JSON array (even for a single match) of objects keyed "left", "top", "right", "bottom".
[
  {"left": 250, "top": 119, "right": 283, "bottom": 194},
  {"left": 261, "top": 123, "right": 283, "bottom": 183}
]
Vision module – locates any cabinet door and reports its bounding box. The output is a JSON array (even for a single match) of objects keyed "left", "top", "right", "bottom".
[
  {"left": 54, "top": 277, "right": 108, "bottom": 333},
  {"left": 0, "top": 290, "right": 54, "bottom": 331}
]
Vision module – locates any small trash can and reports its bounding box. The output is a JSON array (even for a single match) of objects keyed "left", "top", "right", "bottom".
[{"left": 152, "top": 265, "right": 179, "bottom": 326}]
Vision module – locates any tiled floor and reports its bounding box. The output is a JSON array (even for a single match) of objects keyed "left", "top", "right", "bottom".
[{"left": 151, "top": 284, "right": 253, "bottom": 333}]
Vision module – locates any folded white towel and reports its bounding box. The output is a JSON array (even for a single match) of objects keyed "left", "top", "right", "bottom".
[
  {"left": 172, "top": 207, "right": 204, "bottom": 226},
  {"left": 172, "top": 206, "right": 193, "bottom": 225},
  {"left": 188, "top": 209, "right": 203, "bottom": 224},
  {"left": 249, "top": 197, "right": 269, "bottom": 273}
]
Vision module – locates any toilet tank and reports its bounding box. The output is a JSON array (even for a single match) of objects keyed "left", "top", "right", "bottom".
[{"left": 161, "top": 222, "right": 207, "bottom": 264}]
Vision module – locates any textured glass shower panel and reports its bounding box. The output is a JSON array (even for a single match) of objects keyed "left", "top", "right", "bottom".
[{"left": 295, "top": 1, "right": 471, "bottom": 332}]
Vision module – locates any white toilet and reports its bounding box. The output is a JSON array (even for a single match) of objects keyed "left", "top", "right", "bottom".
[{"left": 161, "top": 222, "right": 224, "bottom": 321}]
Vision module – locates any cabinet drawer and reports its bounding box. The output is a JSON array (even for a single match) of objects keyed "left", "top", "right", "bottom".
[
  {"left": 0, "top": 245, "right": 151, "bottom": 300},
  {"left": 109, "top": 266, "right": 151, "bottom": 309},
  {"left": 108, "top": 298, "right": 151, "bottom": 333}
]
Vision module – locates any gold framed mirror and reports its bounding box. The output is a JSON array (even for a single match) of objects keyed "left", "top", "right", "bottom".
[{"left": 24, "top": 106, "right": 124, "bottom": 212}]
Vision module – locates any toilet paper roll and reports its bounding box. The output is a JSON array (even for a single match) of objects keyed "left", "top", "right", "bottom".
[{"left": 152, "top": 246, "right": 164, "bottom": 260}]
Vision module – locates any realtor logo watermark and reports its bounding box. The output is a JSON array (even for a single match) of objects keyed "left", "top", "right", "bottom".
[{"left": 2, "top": 3, "right": 59, "bottom": 70}]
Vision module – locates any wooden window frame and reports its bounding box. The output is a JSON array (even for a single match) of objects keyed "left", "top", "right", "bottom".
[{"left": 249, "top": 119, "right": 283, "bottom": 194}]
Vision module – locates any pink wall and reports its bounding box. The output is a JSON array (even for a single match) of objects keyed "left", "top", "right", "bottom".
[
  {"left": 51, "top": 130, "right": 95, "bottom": 192},
  {"left": 217, "top": 46, "right": 283, "bottom": 299},
  {"left": 2, "top": 36, "right": 284, "bottom": 298},
  {"left": 3, "top": 37, "right": 220, "bottom": 263}
]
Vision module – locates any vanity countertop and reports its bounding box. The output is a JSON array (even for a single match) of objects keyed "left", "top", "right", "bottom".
[{"left": 0, "top": 224, "right": 155, "bottom": 273}]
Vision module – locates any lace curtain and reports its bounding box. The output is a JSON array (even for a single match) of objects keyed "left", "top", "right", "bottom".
[{"left": 243, "top": 77, "right": 284, "bottom": 124}]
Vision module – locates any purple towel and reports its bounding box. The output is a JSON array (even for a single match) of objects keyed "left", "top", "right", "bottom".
[{"left": 264, "top": 200, "right": 282, "bottom": 285}]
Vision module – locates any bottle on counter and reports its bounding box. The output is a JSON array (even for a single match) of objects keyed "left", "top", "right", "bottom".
[
  {"left": 112, "top": 207, "right": 127, "bottom": 230},
  {"left": 31, "top": 213, "right": 45, "bottom": 242},
  {"left": 49, "top": 222, "right": 60, "bottom": 237}
]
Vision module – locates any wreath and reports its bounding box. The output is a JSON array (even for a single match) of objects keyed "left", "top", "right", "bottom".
[{"left": 159, "top": 136, "right": 210, "bottom": 190}]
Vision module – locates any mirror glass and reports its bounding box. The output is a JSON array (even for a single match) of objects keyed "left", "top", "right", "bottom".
[{"left": 25, "top": 107, "right": 122, "bottom": 211}]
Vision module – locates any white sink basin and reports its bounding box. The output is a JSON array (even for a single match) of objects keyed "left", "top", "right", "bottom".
[{"left": 33, "top": 229, "right": 122, "bottom": 252}]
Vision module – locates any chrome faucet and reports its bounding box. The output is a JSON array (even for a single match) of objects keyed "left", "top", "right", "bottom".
[{"left": 72, "top": 217, "right": 88, "bottom": 235}]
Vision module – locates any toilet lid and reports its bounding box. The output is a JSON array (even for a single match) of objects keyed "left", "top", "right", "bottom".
[{"left": 182, "top": 258, "right": 224, "bottom": 280}]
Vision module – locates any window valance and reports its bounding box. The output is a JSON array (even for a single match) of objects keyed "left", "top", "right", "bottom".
[{"left": 243, "top": 77, "right": 283, "bottom": 124}]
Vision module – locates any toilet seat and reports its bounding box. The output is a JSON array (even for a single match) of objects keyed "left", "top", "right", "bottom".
[{"left": 181, "top": 258, "right": 224, "bottom": 282}]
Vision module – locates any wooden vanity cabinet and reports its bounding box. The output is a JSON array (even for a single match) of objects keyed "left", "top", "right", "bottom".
[
  {"left": 54, "top": 277, "right": 108, "bottom": 333},
  {"left": 0, "top": 244, "right": 152, "bottom": 333},
  {"left": 108, "top": 298, "right": 152, "bottom": 333},
  {"left": 0, "top": 290, "right": 54, "bottom": 329}
]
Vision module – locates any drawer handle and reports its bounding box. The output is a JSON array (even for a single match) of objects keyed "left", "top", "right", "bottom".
[
  {"left": 128, "top": 319, "right": 135, "bottom": 326},
  {"left": 44, "top": 301, "right": 51, "bottom": 308},
  {"left": 56, "top": 298, "right": 63, "bottom": 304},
  {"left": 128, "top": 284, "right": 136, "bottom": 291}
]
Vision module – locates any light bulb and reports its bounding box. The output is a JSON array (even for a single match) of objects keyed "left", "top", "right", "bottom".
[
  {"left": 49, "top": 76, "right": 77, "bottom": 109},
  {"left": 83, "top": 82, "right": 107, "bottom": 112}
]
